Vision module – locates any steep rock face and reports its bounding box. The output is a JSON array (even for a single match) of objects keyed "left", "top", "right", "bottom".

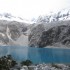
[
  {"left": 0, "top": 20, "right": 28, "bottom": 46},
  {"left": 28, "top": 24, "right": 45, "bottom": 47},
  {"left": 38, "top": 25, "right": 70, "bottom": 47},
  {"left": 8, "top": 24, "right": 21, "bottom": 41}
]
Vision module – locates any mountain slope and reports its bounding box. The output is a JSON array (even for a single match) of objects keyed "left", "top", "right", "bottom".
[
  {"left": 0, "top": 20, "right": 29, "bottom": 46},
  {"left": 38, "top": 25, "right": 70, "bottom": 48},
  {"left": 29, "top": 20, "right": 70, "bottom": 48},
  {"left": 28, "top": 24, "right": 45, "bottom": 47}
]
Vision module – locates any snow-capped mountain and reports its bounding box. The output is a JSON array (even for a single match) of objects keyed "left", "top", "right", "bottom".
[
  {"left": 36, "top": 8, "right": 70, "bottom": 23},
  {"left": 0, "top": 9, "right": 70, "bottom": 47},
  {"left": 28, "top": 9, "right": 70, "bottom": 48},
  {"left": 0, "top": 13, "right": 33, "bottom": 24}
]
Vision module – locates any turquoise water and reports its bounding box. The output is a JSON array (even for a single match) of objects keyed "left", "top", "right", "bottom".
[{"left": 0, "top": 46, "right": 70, "bottom": 64}]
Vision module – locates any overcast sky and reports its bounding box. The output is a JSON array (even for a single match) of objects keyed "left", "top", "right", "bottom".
[{"left": 0, "top": 0, "right": 70, "bottom": 20}]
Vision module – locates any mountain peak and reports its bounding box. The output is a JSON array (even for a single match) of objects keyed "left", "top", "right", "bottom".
[{"left": 0, "top": 12, "right": 33, "bottom": 24}]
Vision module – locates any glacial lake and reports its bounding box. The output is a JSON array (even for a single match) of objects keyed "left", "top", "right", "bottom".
[{"left": 0, "top": 46, "right": 70, "bottom": 64}]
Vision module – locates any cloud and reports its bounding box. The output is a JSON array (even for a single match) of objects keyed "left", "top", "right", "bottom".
[{"left": 0, "top": 0, "right": 70, "bottom": 20}]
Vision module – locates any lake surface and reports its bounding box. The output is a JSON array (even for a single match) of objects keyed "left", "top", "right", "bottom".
[{"left": 0, "top": 46, "right": 70, "bottom": 64}]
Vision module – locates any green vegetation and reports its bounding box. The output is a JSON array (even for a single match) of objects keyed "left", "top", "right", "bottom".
[
  {"left": 21, "top": 60, "right": 33, "bottom": 66},
  {"left": 0, "top": 55, "right": 33, "bottom": 70},
  {"left": 0, "top": 55, "right": 17, "bottom": 70}
]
